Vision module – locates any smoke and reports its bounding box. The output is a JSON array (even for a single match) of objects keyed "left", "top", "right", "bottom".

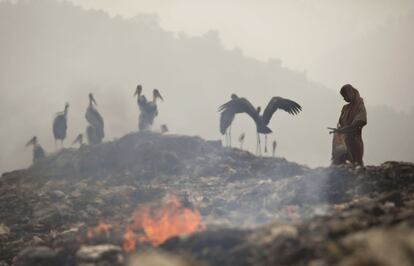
[{"left": 0, "top": 0, "right": 413, "bottom": 174}]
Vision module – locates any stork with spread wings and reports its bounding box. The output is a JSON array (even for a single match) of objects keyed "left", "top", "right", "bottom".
[{"left": 219, "top": 94, "right": 302, "bottom": 155}]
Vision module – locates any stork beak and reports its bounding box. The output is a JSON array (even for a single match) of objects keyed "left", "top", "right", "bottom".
[
  {"left": 154, "top": 90, "right": 164, "bottom": 101},
  {"left": 89, "top": 93, "right": 97, "bottom": 105}
]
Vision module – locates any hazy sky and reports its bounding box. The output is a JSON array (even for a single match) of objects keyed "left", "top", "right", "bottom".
[
  {"left": 61, "top": 0, "right": 414, "bottom": 72},
  {"left": 0, "top": 0, "right": 413, "bottom": 173},
  {"left": 2, "top": 0, "right": 413, "bottom": 110}
]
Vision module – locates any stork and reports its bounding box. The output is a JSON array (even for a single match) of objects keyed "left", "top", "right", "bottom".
[
  {"left": 219, "top": 95, "right": 301, "bottom": 155},
  {"left": 53, "top": 103, "right": 69, "bottom": 150},
  {"left": 134, "top": 85, "right": 146, "bottom": 112},
  {"left": 85, "top": 93, "right": 104, "bottom": 144},
  {"left": 134, "top": 86, "right": 163, "bottom": 131},
  {"left": 219, "top": 95, "right": 271, "bottom": 155},
  {"left": 26, "top": 136, "right": 46, "bottom": 163},
  {"left": 134, "top": 85, "right": 150, "bottom": 131},
  {"left": 145, "top": 89, "right": 164, "bottom": 129}
]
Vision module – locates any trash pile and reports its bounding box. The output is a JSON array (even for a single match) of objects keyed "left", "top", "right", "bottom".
[
  {"left": 0, "top": 132, "right": 413, "bottom": 266},
  {"left": 164, "top": 164, "right": 414, "bottom": 266}
]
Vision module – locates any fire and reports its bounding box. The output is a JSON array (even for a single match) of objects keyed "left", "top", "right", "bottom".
[
  {"left": 87, "top": 222, "right": 112, "bottom": 239},
  {"left": 86, "top": 196, "right": 203, "bottom": 252},
  {"left": 124, "top": 194, "right": 204, "bottom": 249},
  {"left": 123, "top": 228, "right": 136, "bottom": 252}
]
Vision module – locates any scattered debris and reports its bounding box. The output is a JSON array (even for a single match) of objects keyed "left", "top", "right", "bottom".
[
  {"left": 0, "top": 132, "right": 413, "bottom": 265},
  {"left": 76, "top": 244, "right": 123, "bottom": 264}
]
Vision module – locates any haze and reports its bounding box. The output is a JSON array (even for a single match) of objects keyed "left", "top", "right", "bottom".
[
  {"left": 0, "top": 0, "right": 413, "bottom": 173},
  {"left": 65, "top": 0, "right": 414, "bottom": 110}
]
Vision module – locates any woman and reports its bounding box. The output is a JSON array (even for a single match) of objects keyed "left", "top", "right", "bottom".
[{"left": 331, "top": 84, "right": 367, "bottom": 166}]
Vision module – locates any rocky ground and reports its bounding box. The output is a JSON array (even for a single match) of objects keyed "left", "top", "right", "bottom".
[{"left": 0, "top": 132, "right": 413, "bottom": 266}]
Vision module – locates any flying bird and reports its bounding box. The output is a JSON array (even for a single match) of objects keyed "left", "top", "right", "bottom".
[
  {"left": 53, "top": 103, "right": 69, "bottom": 150},
  {"left": 219, "top": 95, "right": 301, "bottom": 155},
  {"left": 85, "top": 93, "right": 104, "bottom": 144},
  {"left": 26, "top": 136, "right": 46, "bottom": 163}
]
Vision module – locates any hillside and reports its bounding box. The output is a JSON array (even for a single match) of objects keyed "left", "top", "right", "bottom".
[
  {"left": 1, "top": 132, "right": 414, "bottom": 265},
  {"left": 0, "top": 0, "right": 413, "bottom": 173}
]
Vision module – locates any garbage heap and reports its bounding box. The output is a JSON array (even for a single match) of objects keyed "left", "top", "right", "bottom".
[{"left": 0, "top": 132, "right": 413, "bottom": 266}]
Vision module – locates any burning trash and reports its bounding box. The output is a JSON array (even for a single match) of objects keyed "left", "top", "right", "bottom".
[
  {"left": 124, "top": 194, "right": 204, "bottom": 249},
  {"left": 87, "top": 222, "right": 112, "bottom": 240},
  {"left": 2, "top": 130, "right": 414, "bottom": 266},
  {"left": 85, "top": 195, "right": 204, "bottom": 253}
]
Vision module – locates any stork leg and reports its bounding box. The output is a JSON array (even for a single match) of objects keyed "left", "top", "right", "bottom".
[
  {"left": 256, "top": 133, "right": 262, "bottom": 156},
  {"left": 227, "top": 131, "right": 230, "bottom": 147},
  {"left": 255, "top": 134, "right": 258, "bottom": 154},
  {"left": 264, "top": 135, "right": 268, "bottom": 154},
  {"left": 55, "top": 139, "right": 57, "bottom": 151},
  {"left": 229, "top": 126, "right": 232, "bottom": 147},
  {"left": 259, "top": 134, "right": 262, "bottom": 156}
]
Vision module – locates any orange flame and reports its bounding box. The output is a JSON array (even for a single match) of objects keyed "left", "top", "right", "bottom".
[
  {"left": 123, "top": 194, "right": 204, "bottom": 250},
  {"left": 123, "top": 228, "right": 136, "bottom": 252},
  {"left": 87, "top": 222, "right": 112, "bottom": 239}
]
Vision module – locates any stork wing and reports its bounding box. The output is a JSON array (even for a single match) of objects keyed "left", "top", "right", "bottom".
[
  {"left": 86, "top": 107, "right": 104, "bottom": 129},
  {"left": 219, "top": 97, "right": 261, "bottom": 131},
  {"left": 262, "top": 97, "right": 302, "bottom": 125},
  {"left": 53, "top": 115, "right": 67, "bottom": 139},
  {"left": 137, "top": 95, "right": 148, "bottom": 109},
  {"left": 220, "top": 109, "right": 235, "bottom": 135},
  {"left": 218, "top": 99, "right": 233, "bottom": 112},
  {"left": 53, "top": 115, "right": 66, "bottom": 129}
]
